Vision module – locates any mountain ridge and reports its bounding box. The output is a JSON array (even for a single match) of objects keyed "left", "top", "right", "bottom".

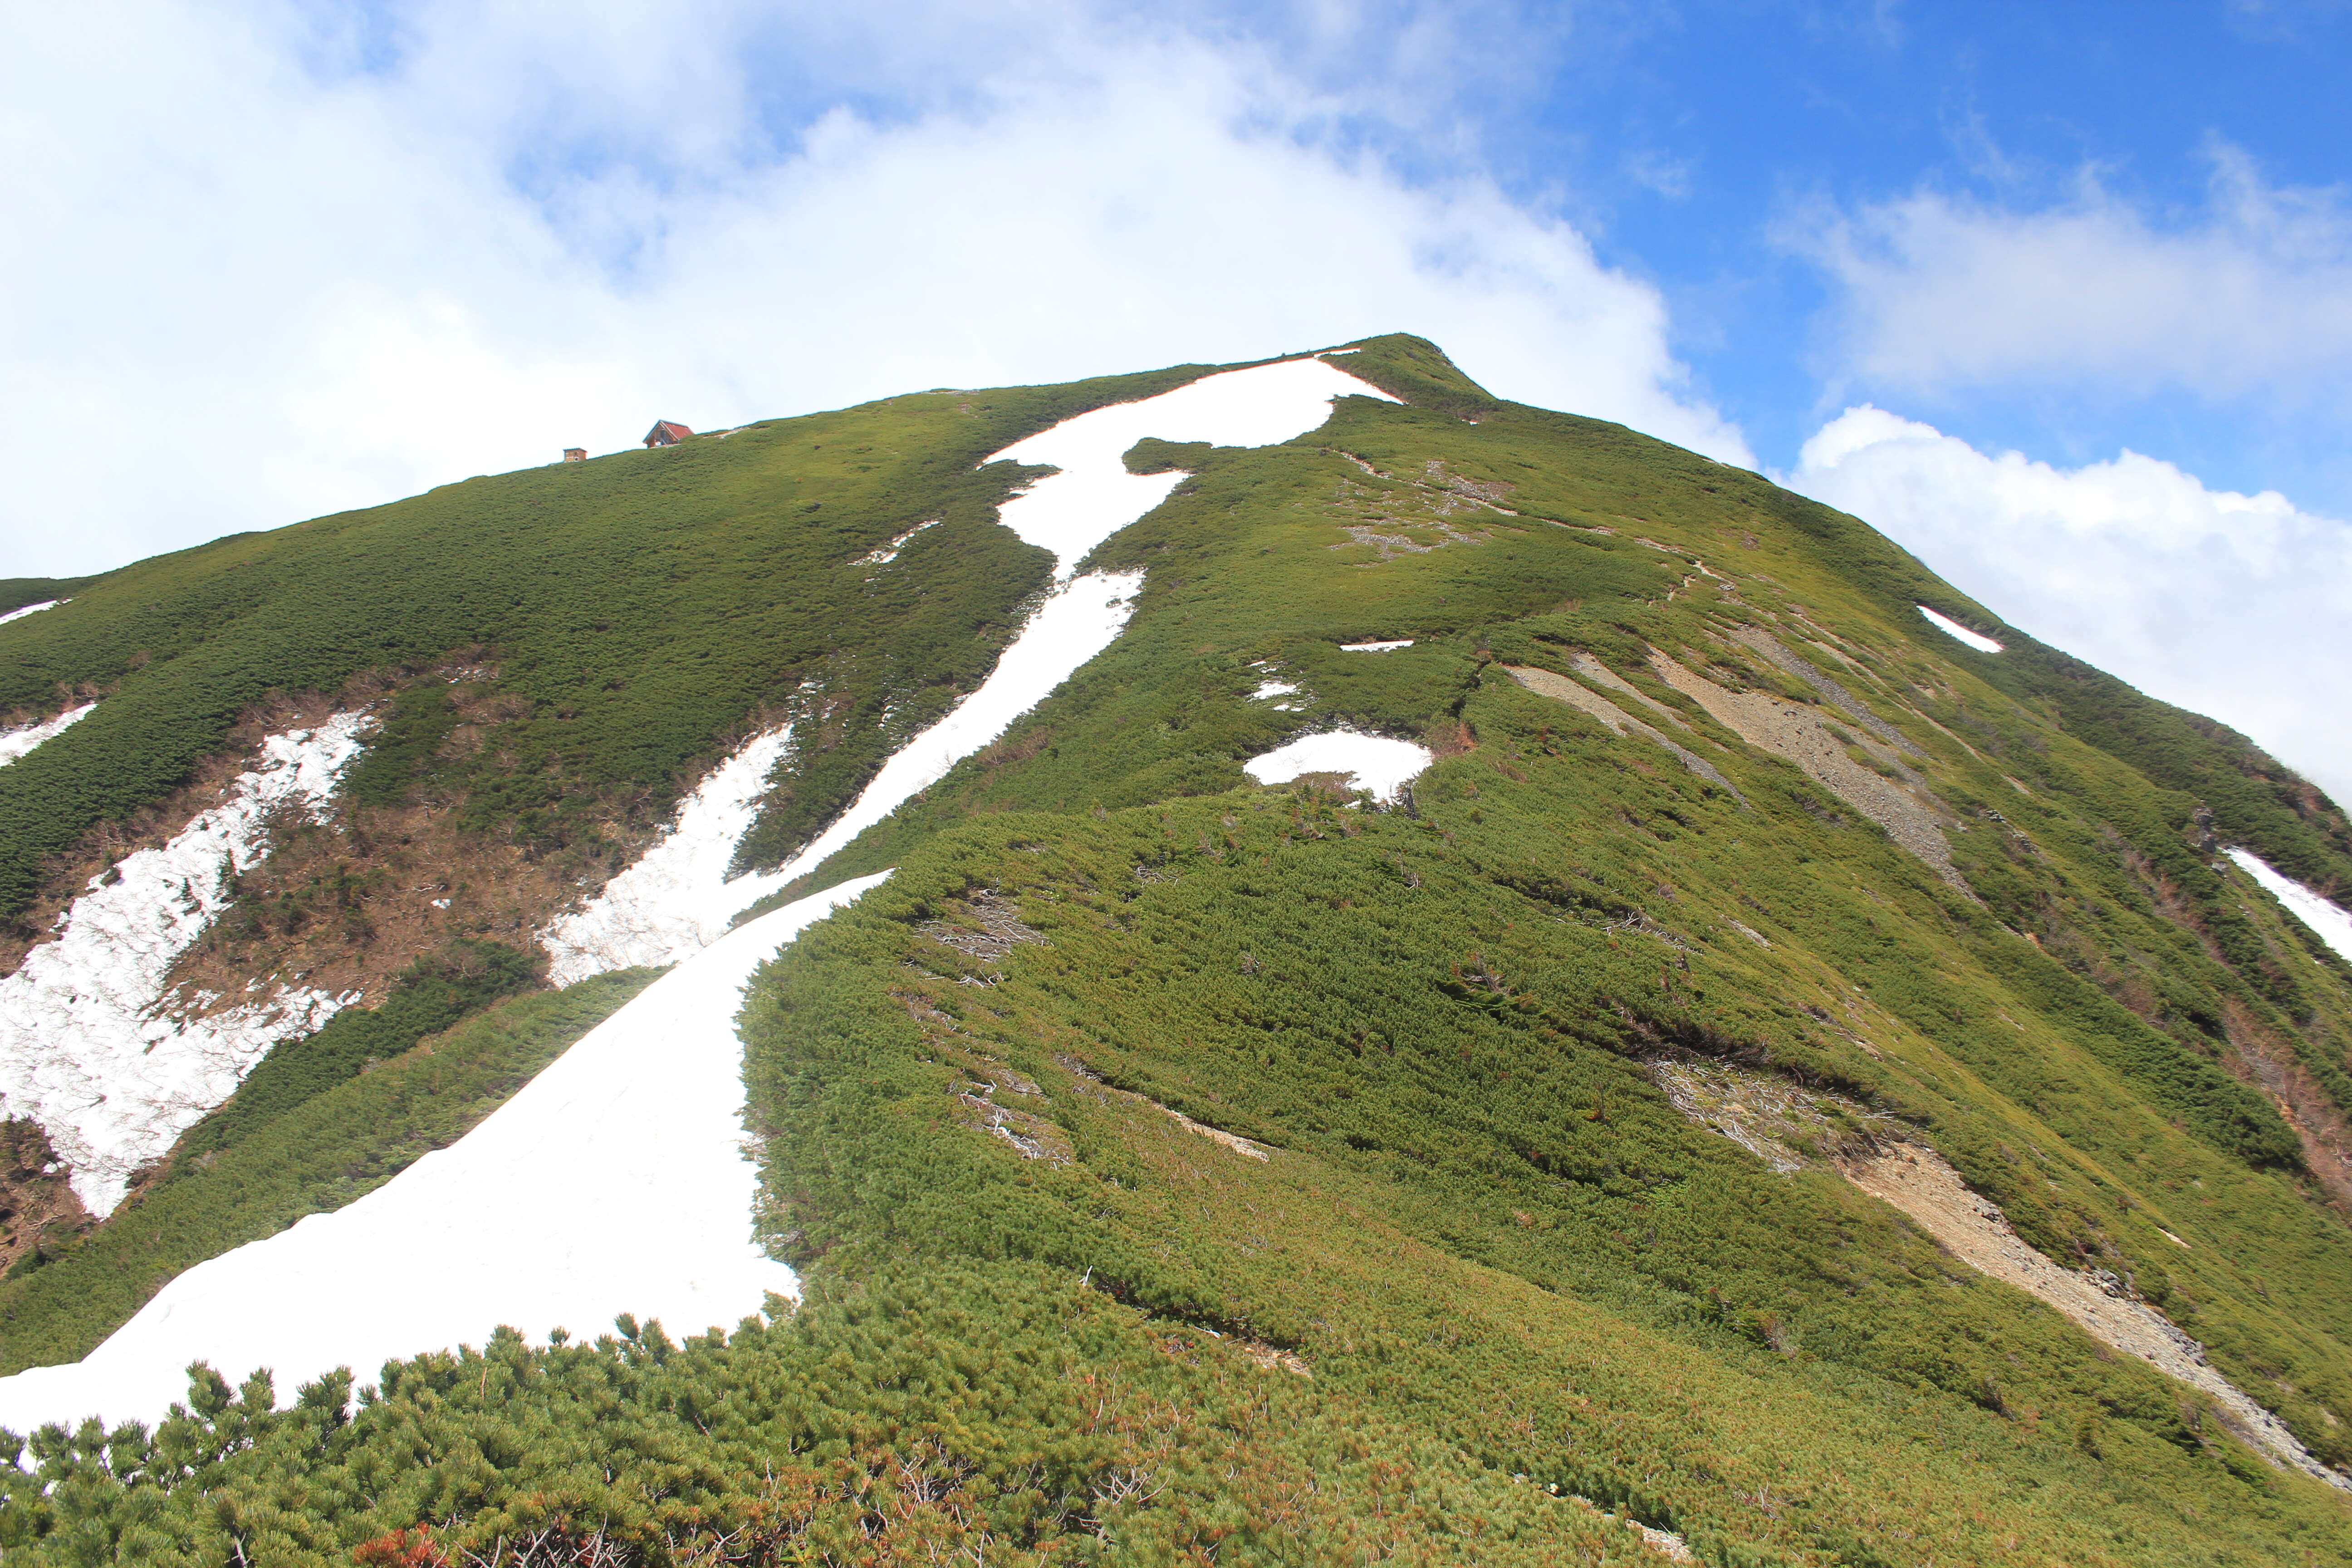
[{"left": 0, "top": 336, "right": 2347, "bottom": 1563}]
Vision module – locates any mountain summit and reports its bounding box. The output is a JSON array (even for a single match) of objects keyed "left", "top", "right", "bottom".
[{"left": 0, "top": 336, "right": 2348, "bottom": 1564}]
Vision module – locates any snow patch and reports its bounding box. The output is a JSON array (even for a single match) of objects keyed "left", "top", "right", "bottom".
[
  {"left": 987, "top": 358, "right": 1396, "bottom": 579},
  {"left": 0, "top": 357, "right": 1408, "bottom": 1426},
  {"left": 0, "top": 702, "right": 95, "bottom": 767},
  {"left": 1340, "top": 639, "right": 1413, "bottom": 652},
  {"left": 856, "top": 519, "right": 939, "bottom": 567},
  {"left": 0, "top": 600, "right": 62, "bottom": 628},
  {"left": 0, "top": 714, "right": 370, "bottom": 1216},
  {"left": 543, "top": 728, "right": 798, "bottom": 986},
  {"left": 757, "top": 571, "right": 1143, "bottom": 887},
  {"left": 0, "top": 873, "right": 891, "bottom": 1435},
  {"left": 1249, "top": 679, "right": 1299, "bottom": 700},
  {"left": 1245, "top": 730, "right": 1433, "bottom": 803},
  {"left": 1916, "top": 605, "right": 2003, "bottom": 653},
  {"left": 2227, "top": 848, "right": 2352, "bottom": 965}
]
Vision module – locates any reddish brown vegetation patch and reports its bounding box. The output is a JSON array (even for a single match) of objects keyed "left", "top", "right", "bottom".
[{"left": 0, "top": 1117, "right": 91, "bottom": 1277}]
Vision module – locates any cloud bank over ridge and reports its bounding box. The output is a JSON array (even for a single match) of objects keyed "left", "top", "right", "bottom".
[
  {"left": 8, "top": 1, "right": 2346, "bottom": 815},
  {"left": 1792, "top": 406, "right": 2352, "bottom": 805},
  {"left": 0, "top": 0, "right": 1743, "bottom": 576}
]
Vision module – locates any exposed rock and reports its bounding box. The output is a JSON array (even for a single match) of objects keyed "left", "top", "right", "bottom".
[
  {"left": 1503, "top": 664, "right": 1748, "bottom": 808},
  {"left": 1842, "top": 1141, "right": 2352, "bottom": 1491},
  {"left": 1643, "top": 648, "right": 1971, "bottom": 893}
]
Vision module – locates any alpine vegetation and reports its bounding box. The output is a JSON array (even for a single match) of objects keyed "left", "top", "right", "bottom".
[
  {"left": 0, "top": 714, "right": 368, "bottom": 1215},
  {"left": 0, "top": 337, "right": 2349, "bottom": 1567}
]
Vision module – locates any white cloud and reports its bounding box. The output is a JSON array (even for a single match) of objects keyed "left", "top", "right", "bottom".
[
  {"left": 1791, "top": 406, "right": 2352, "bottom": 805},
  {"left": 0, "top": 0, "right": 1745, "bottom": 577},
  {"left": 1789, "top": 144, "right": 2352, "bottom": 404}
]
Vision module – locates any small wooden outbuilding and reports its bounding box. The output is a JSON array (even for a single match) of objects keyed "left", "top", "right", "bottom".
[
  {"left": 562, "top": 448, "right": 586, "bottom": 463},
  {"left": 642, "top": 421, "right": 693, "bottom": 448}
]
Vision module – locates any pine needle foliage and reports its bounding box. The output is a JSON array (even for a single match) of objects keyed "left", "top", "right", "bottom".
[
  {"left": 7, "top": 337, "right": 2352, "bottom": 1564},
  {"left": 0, "top": 365, "right": 1235, "bottom": 914}
]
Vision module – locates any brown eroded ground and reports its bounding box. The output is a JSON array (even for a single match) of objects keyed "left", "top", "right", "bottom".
[
  {"left": 1646, "top": 1050, "right": 2350, "bottom": 1488},
  {"left": 1839, "top": 1142, "right": 2350, "bottom": 1490},
  {"left": 0, "top": 1119, "right": 92, "bottom": 1277},
  {"left": 1325, "top": 453, "right": 1521, "bottom": 562},
  {"left": 154, "top": 785, "right": 650, "bottom": 1023},
  {"left": 1641, "top": 646, "right": 1971, "bottom": 892},
  {"left": 0, "top": 691, "right": 351, "bottom": 983}
]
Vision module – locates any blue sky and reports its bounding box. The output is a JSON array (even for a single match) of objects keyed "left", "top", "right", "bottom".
[
  {"left": 4, "top": 0, "right": 2349, "bottom": 800},
  {"left": 1527, "top": 0, "right": 2352, "bottom": 503}
]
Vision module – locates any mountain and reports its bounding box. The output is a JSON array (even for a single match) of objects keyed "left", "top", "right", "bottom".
[{"left": 0, "top": 335, "right": 2349, "bottom": 1564}]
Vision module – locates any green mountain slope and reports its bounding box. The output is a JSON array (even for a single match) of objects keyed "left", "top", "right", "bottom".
[
  {"left": 0, "top": 363, "right": 1233, "bottom": 920},
  {"left": 5, "top": 336, "right": 2352, "bottom": 1565}
]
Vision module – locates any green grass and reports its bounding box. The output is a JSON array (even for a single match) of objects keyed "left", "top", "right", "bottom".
[
  {"left": 150, "top": 939, "right": 545, "bottom": 1187},
  {"left": 0, "top": 363, "right": 1250, "bottom": 917},
  {"left": 9, "top": 336, "right": 2352, "bottom": 1564},
  {"left": 1, "top": 1262, "right": 1668, "bottom": 1567},
  {"left": 731, "top": 794, "right": 2352, "bottom": 1565},
  {"left": 0, "top": 579, "right": 102, "bottom": 626}
]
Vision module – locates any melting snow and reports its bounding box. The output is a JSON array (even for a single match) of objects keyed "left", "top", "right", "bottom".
[
  {"left": 1245, "top": 730, "right": 1433, "bottom": 803},
  {"left": 0, "top": 703, "right": 95, "bottom": 766},
  {"left": 1916, "top": 605, "right": 2003, "bottom": 653},
  {"left": 0, "top": 357, "right": 1403, "bottom": 1421},
  {"left": 1250, "top": 679, "right": 1299, "bottom": 700},
  {"left": 544, "top": 728, "right": 799, "bottom": 986},
  {"left": 551, "top": 356, "right": 1395, "bottom": 985},
  {"left": 0, "top": 714, "right": 370, "bottom": 1216},
  {"left": 856, "top": 519, "right": 939, "bottom": 567},
  {"left": 542, "top": 574, "right": 1146, "bottom": 987},
  {"left": 1341, "top": 639, "right": 1414, "bottom": 652},
  {"left": 0, "top": 873, "right": 891, "bottom": 1434},
  {"left": 987, "top": 357, "right": 1396, "bottom": 579},
  {"left": 755, "top": 572, "right": 1144, "bottom": 887},
  {"left": 2228, "top": 849, "right": 2352, "bottom": 965},
  {"left": 0, "top": 600, "right": 61, "bottom": 628}
]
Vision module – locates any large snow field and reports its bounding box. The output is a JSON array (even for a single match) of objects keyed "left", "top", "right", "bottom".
[
  {"left": 0, "top": 873, "right": 892, "bottom": 1435},
  {"left": 1245, "top": 730, "right": 1434, "bottom": 803},
  {"left": 0, "top": 702, "right": 95, "bottom": 767},
  {"left": 2227, "top": 848, "right": 2352, "bottom": 965},
  {"left": 0, "top": 715, "right": 370, "bottom": 1217},
  {"left": 987, "top": 357, "right": 1397, "bottom": 577},
  {"left": 1916, "top": 605, "right": 2004, "bottom": 653},
  {"left": 741, "top": 360, "right": 1394, "bottom": 896}
]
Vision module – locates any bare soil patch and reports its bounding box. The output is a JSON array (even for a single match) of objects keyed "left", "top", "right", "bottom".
[
  {"left": 1502, "top": 664, "right": 1747, "bottom": 807},
  {"left": 1842, "top": 1142, "right": 2350, "bottom": 1490},
  {"left": 1643, "top": 648, "right": 1970, "bottom": 892},
  {"left": 0, "top": 1118, "right": 90, "bottom": 1277}
]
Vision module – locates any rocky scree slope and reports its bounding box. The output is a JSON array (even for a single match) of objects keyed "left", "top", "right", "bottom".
[{"left": 0, "top": 338, "right": 2349, "bottom": 1564}]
